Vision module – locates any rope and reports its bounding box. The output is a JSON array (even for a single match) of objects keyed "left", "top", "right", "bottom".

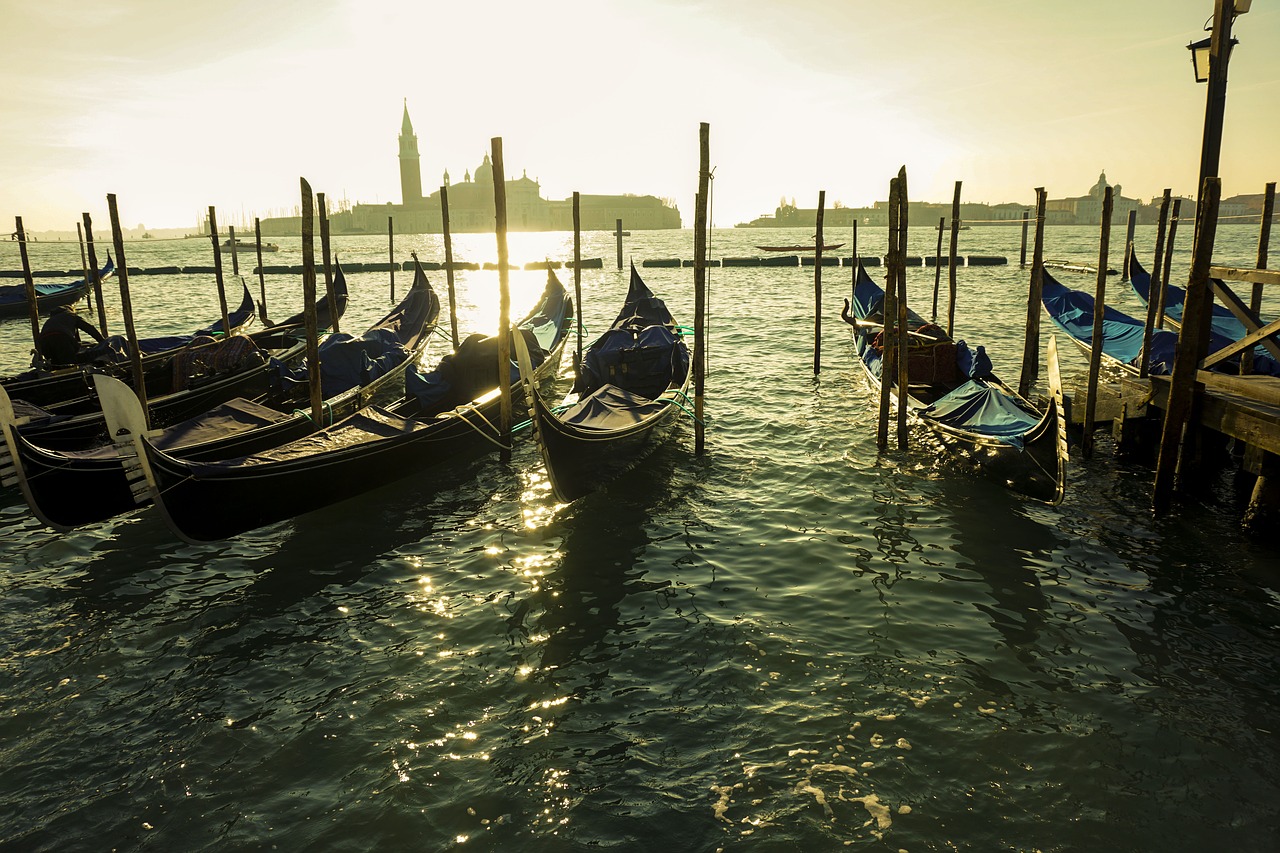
[{"left": 291, "top": 400, "right": 335, "bottom": 426}]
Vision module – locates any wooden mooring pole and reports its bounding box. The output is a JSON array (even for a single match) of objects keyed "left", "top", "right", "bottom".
[
  {"left": 253, "top": 217, "right": 268, "bottom": 322},
  {"left": 1139, "top": 190, "right": 1172, "bottom": 378},
  {"left": 82, "top": 213, "right": 109, "bottom": 336},
  {"left": 1141, "top": 192, "right": 1172, "bottom": 379},
  {"left": 877, "top": 176, "right": 900, "bottom": 451},
  {"left": 1081, "top": 186, "right": 1114, "bottom": 460},
  {"left": 1020, "top": 210, "right": 1029, "bottom": 268},
  {"left": 318, "top": 193, "right": 338, "bottom": 334},
  {"left": 206, "top": 206, "right": 231, "bottom": 337},
  {"left": 1122, "top": 208, "right": 1137, "bottom": 282},
  {"left": 106, "top": 195, "right": 149, "bottom": 427},
  {"left": 492, "top": 137, "right": 513, "bottom": 462},
  {"left": 299, "top": 179, "right": 324, "bottom": 426},
  {"left": 931, "top": 216, "right": 944, "bottom": 322},
  {"left": 814, "top": 190, "right": 825, "bottom": 375},
  {"left": 573, "top": 191, "right": 583, "bottom": 376},
  {"left": 228, "top": 225, "right": 240, "bottom": 276},
  {"left": 14, "top": 217, "right": 40, "bottom": 355},
  {"left": 1153, "top": 178, "right": 1222, "bottom": 515},
  {"left": 946, "top": 180, "right": 961, "bottom": 338},
  {"left": 1018, "top": 188, "right": 1048, "bottom": 398},
  {"left": 440, "top": 189, "right": 460, "bottom": 350},
  {"left": 850, "top": 220, "right": 859, "bottom": 303},
  {"left": 388, "top": 215, "right": 396, "bottom": 303},
  {"left": 694, "top": 123, "right": 709, "bottom": 455},
  {"left": 1240, "top": 182, "right": 1274, "bottom": 376},
  {"left": 895, "top": 168, "right": 910, "bottom": 451},
  {"left": 1157, "top": 198, "right": 1183, "bottom": 329},
  {"left": 615, "top": 218, "right": 624, "bottom": 270}
]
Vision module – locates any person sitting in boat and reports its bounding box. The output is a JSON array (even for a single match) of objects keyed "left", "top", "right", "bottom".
[{"left": 37, "top": 305, "right": 106, "bottom": 366}]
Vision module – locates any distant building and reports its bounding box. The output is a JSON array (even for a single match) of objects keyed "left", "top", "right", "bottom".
[
  {"left": 1045, "top": 172, "right": 1143, "bottom": 225},
  {"left": 259, "top": 102, "right": 680, "bottom": 237}
]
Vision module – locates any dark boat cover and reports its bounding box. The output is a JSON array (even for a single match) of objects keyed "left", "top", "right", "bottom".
[
  {"left": 579, "top": 324, "right": 688, "bottom": 401},
  {"left": 270, "top": 329, "right": 409, "bottom": 398},
  {"left": 560, "top": 384, "right": 670, "bottom": 430}
]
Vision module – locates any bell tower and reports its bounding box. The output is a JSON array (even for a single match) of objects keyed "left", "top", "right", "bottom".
[{"left": 398, "top": 100, "right": 423, "bottom": 207}]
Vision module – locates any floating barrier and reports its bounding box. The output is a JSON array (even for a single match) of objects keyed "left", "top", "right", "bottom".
[
  {"left": 641, "top": 259, "right": 682, "bottom": 268},
  {"left": 564, "top": 258, "right": 604, "bottom": 269},
  {"left": 966, "top": 255, "right": 1007, "bottom": 266},
  {"left": 681, "top": 259, "right": 722, "bottom": 267},
  {"left": 800, "top": 256, "right": 841, "bottom": 266},
  {"left": 524, "top": 260, "right": 562, "bottom": 270}
]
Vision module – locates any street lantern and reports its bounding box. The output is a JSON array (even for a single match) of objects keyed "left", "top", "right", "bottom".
[
  {"left": 1187, "top": 35, "right": 1238, "bottom": 83},
  {"left": 1187, "top": 0, "right": 1249, "bottom": 83}
]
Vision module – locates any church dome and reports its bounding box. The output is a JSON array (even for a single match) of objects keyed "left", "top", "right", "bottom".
[{"left": 474, "top": 154, "right": 493, "bottom": 185}]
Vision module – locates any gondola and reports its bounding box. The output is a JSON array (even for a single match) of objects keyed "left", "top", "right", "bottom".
[
  {"left": 756, "top": 243, "right": 844, "bottom": 252},
  {"left": 0, "top": 255, "right": 114, "bottom": 319},
  {"left": 516, "top": 263, "right": 691, "bottom": 503},
  {"left": 105, "top": 268, "right": 574, "bottom": 543},
  {"left": 0, "top": 260, "right": 438, "bottom": 531},
  {"left": 224, "top": 237, "right": 279, "bottom": 253},
  {"left": 3, "top": 274, "right": 264, "bottom": 409},
  {"left": 1043, "top": 263, "right": 1275, "bottom": 378},
  {"left": 2, "top": 267, "right": 348, "bottom": 451},
  {"left": 843, "top": 261, "right": 1066, "bottom": 504},
  {"left": 1127, "top": 247, "right": 1280, "bottom": 376}
]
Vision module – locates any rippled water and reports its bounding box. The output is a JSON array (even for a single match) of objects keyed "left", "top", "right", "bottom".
[{"left": 2, "top": 222, "right": 1279, "bottom": 850}]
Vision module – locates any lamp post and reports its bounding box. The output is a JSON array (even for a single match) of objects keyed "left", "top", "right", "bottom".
[{"left": 1153, "top": 0, "right": 1250, "bottom": 514}]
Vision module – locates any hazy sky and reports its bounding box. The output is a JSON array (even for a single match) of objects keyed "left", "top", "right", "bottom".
[{"left": 2, "top": 0, "right": 1276, "bottom": 231}]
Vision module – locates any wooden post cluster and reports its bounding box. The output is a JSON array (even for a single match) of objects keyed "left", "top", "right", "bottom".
[
  {"left": 1154, "top": 178, "right": 1222, "bottom": 514},
  {"left": 1018, "top": 188, "right": 1048, "bottom": 398},
  {"left": 1081, "top": 185, "right": 1114, "bottom": 459}
]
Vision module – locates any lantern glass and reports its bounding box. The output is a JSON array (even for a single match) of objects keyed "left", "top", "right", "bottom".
[{"left": 1188, "top": 37, "right": 1212, "bottom": 83}]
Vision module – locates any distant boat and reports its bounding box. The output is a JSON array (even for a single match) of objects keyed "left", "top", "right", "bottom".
[
  {"left": 0, "top": 255, "right": 114, "bottom": 319},
  {"left": 223, "top": 237, "right": 279, "bottom": 253},
  {"left": 756, "top": 243, "right": 844, "bottom": 252},
  {"left": 937, "top": 223, "right": 971, "bottom": 231}
]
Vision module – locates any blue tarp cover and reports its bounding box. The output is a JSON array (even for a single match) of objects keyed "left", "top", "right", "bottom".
[
  {"left": 561, "top": 384, "right": 669, "bottom": 430},
  {"left": 271, "top": 328, "right": 408, "bottom": 398},
  {"left": 580, "top": 324, "right": 688, "bottom": 401},
  {"left": 921, "top": 380, "right": 1039, "bottom": 448}
]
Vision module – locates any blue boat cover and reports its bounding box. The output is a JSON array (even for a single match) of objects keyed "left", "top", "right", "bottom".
[
  {"left": 271, "top": 328, "right": 408, "bottom": 398},
  {"left": 561, "top": 384, "right": 669, "bottom": 430},
  {"left": 1129, "top": 253, "right": 1280, "bottom": 376},
  {"left": 580, "top": 324, "right": 688, "bottom": 401},
  {"left": 921, "top": 380, "right": 1039, "bottom": 448}
]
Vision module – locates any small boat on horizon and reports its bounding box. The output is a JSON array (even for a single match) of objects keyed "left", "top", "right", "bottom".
[
  {"left": 223, "top": 237, "right": 280, "bottom": 253},
  {"left": 756, "top": 242, "right": 844, "bottom": 252}
]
